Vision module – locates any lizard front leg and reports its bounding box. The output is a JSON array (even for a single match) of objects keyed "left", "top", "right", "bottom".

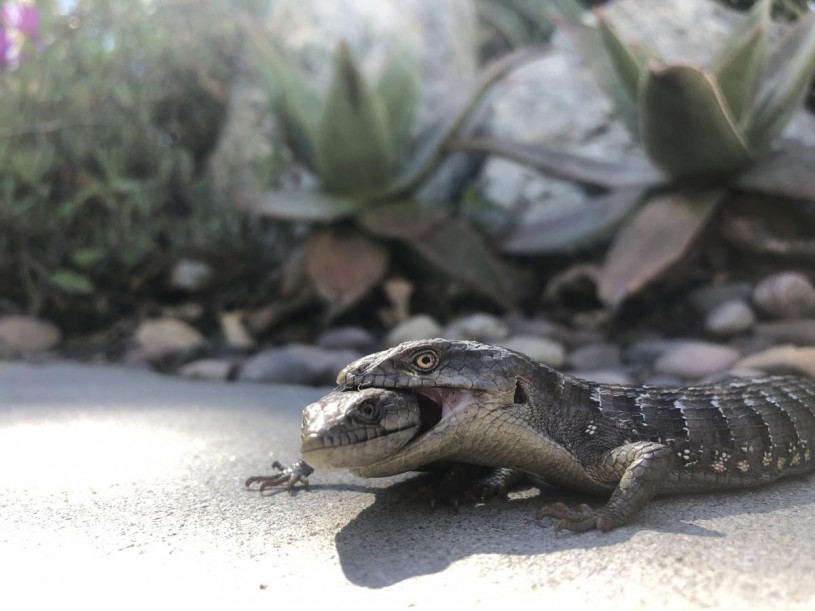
[
  {"left": 245, "top": 459, "right": 315, "bottom": 492},
  {"left": 536, "top": 441, "right": 673, "bottom": 532}
]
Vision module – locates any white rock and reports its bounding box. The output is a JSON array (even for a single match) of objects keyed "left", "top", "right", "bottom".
[
  {"left": 0, "top": 316, "right": 61, "bottom": 354},
  {"left": 501, "top": 336, "right": 566, "bottom": 368},
  {"left": 705, "top": 299, "right": 755, "bottom": 336},
  {"left": 385, "top": 315, "right": 442, "bottom": 347},
  {"left": 655, "top": 341, "right": 741, "bottom": 380},
  {"left": 753, "top": 272, "right": 815, "bottom": 320},
  {"left": 135, "top": 318, "right": 205, "bottom": 358},
  {"left": 444, "top": 313, "right": 509, "bottom": 342},
  {"left": 220, "top": 312, "right": 255, "bottom": 348}
]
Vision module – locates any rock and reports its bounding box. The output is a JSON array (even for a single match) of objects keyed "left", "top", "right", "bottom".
[
  {"left": 567, "top": 343, "right": 621, "bottom": 371},
  {"left": 625, "top": 339, "right": 690, "bottom": 366},
  {"left": 178, "top": 359, "right": 235, "bottom": 382},
  {"left": 385, "top": 315, "right": 442, "bottom": 347},
  {"left": 688, "top": 282, "right": 754, "bottom": 314},
  {"left": 135, "top": 318, "right": 205, "bottom": 359},
  {"left": 753, "top": 272, "right": 815, "bottom": 319},
  {"left": 0, "top": 316, "right": 61, "bottom": 354},
  {"left": 500, "top": 336, "right": 566, "bottom": 368},
  {"left": 754, "top": 320, "right": 815, "bottom": 345},
  {"left": 317, "top": 326, "right": 377, "bottom": 352},
  {"left": 168, "top": 258, "right": 211, "bottom": 291},
  {"left": 704, "top": 299, "right": 755, "bottom": 337},
  {"left": 219, "top": 312, "right": 255, "bottom": 349},
  {"left": 238, "top": 344, "right": 361, "bottom": 386},
  {"left": 572, "top": 370, "right": 633, "bottom": 386},
  {"left": 444, "top": 313, "right": 509, "bottom": 342},
  {"left": 736, "top": 345, "right": 815, "bottom": 378},
  {"left": 504, "top": 316, "right": 572, "bottom": 344},
  {"left": 654, "top": 341, "right": 741, "bottom": 380}
]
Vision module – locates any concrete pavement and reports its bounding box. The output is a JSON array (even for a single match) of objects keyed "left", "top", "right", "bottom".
[{"left": 1, "top": 361, "right": 814, "bottom": 609}]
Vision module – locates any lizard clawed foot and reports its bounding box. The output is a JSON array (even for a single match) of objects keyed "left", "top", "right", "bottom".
[
  {"left": 535, "top": 502, "right": 622, "bottom": 533},
  {"left": 245, "top": 460, "right": 314, "bottom": 493}
]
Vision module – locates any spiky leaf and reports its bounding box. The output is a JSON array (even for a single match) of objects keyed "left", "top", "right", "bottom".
[
  {"left": 450, "top": 137, "right": 666, "bottom": 189},
  {"left": 234, "top": 188, "right": 362, "bottom": 222},
  {"left": 306, "top": 227, "right": 388, "bottom": 306},
  {"left": 640, "top": 64, "right": 753, "bottom": 179},
  {"left": 500, "top": 187, "right": 646, "bottom": 255},
  {"left": 376, "top": 44, "right": 420, "bottom": 156},
  {"left": 596, "top": 12, "right": 649, "bottom": 102},
  {"left": 598, "top": 189, "right": 725, "bottom": 307},
  {"left": 315, "top": 43, "right": 393, "bottom": 197},
  {"left": 747, "top": 11, "right": 815, "bottom": 152},
  {"left": 712, "top": 0, "right": 770, "bottom": 124},
  {"left": 735, "top": 146, "right": 815, "bottom": 201},
  {"left": 360, "top": 202, "right": 516, "bottom": 308}
]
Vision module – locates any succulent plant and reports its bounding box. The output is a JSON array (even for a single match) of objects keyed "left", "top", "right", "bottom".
[
  {"left": 237, "top": 22, "right": 542, "bottom": 312},
  {"left": 452, "top": 0, "right": 815, "bottom": 308}
]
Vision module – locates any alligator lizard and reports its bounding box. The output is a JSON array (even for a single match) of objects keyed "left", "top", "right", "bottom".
[{"left": 322, "top": 338, "right": 815, "bottom": 532}]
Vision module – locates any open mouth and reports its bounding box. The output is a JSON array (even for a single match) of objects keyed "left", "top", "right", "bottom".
[{"left": 415, "top": 392, "right": 442, "bottom": 437}]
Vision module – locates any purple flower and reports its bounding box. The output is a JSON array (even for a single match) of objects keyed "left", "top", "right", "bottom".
[{"left": 2, "top": 3, "right": 39, "bottom": 39}]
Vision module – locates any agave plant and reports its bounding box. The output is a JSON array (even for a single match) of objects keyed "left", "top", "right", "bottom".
[
  {"left": 451, "top": 0, "right": 815, "bottom": 308},
  {"left": 235, "top": 21, "right": 543, "bottom": 312}
]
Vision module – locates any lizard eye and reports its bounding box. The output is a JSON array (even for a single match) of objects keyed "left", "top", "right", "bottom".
[
  {"left": 355, "top": 399, "right": 379, "bottom": 422},
  {"left": 411, "top": 350, "right": 438, "bottom": 372}
]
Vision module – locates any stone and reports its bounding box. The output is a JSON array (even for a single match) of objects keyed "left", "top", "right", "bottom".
[
  {"left": 135, "top": 318, "right": 205, "bottom": 359},
  {"left": 317, "top": 326, "right": 377, "bottom": 352},
  {"left": 654, "top": 341, "right": 741, "bottom": 380},
  {"left": 385, "top": 315, "right": 442, "bottom": 347},
  {"left": 238, "top": 344, "right": 361, "bottom": 386},
  {"left": 500, "top": 336, "right": 566, "bottom": 368},
  {"left": 625, "top": 339, "right": 690, "bottom": 366},
  {"left": 168, "top": 258, "right": 211, "bottom": 291},
  {"left": 754, "top": 320, "right": 815, "bottom": 345},
  {"left": 736, "top": 345, "right": 815, "bottom": 378},
  {"left": 444, "top": 313, "right": 509, "bottom": 342},
  {"left": 704, "top": 299, "right": 755, "bottom": 337},
  {"left": 0, "top": 316, "right": 61, "bottom": 354},
  {"left": 178, "top": 359, "right": 235, "bottom": 382},
  {"left": 567, "top": 343, "right": 621, "bottom": 371},
  {"left": 572, "top": 370, "right": 633, "bottom": 386},
  {"left": 688, "top": 282, "right": 754, "bottom": 314},
  {"left": 219, "top": 312, "right": 255, "bottom": 349},
  {"left": 752, "top": 272, "right": 815, "bottom": 319},
  {"left": 504, "top": 316, "right": 572, "bottom": 344}
]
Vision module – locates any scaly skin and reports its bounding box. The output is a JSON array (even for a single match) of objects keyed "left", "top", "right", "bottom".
[{"left": 336, "top": 339, "right": 815, "bottom": 532}]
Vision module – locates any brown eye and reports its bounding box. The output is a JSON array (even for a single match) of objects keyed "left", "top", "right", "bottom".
[{"left": 412, "top": 350, "right": 438, "bottom": 372}]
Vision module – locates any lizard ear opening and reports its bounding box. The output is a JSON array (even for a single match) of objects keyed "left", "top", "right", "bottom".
[{"left": 513, "top": 381, "right": 528, "bottom": 404}]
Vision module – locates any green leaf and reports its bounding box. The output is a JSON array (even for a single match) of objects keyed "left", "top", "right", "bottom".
[
  {"left": 360, "top": 202, "right": 517, "bottom": 309},
  {"left": 50, "top": 270, "right": 94, "bottom": 295},
  {"left": 241, "top": 17, "right": 322, "bottom": 169},
  {"left": 640, "top": 64, "right": 753, "bottom": 180},
  {"left": 500, "top": 187, "right": 646, "bottom": 255},
  {"left": 556, "top": 18, "right": 641, "bottom": 137},
  {"left": 315, "top": 42, "right": 394, "bottom": 197},
  {"left": 306, "top": 226, "right": 388, "bottom": 307},
  {"left": 596, "top": 12, "right": 650, "bottom": 102},
  {"left": 449, "top": 137, "right": 666, "bottom": 190},
  {"left": 747, "top": 11, "right": 815, "bottom": 152},
  {"left": 598, "top": 189, "right": 725, "bottom": 308},
  {"left": 233, "top": 188, "right": 363, "bottom": 222},
  {"left": 70, "top": 248, "right": 105, "bottom": 269},
  {"left": 734, "top": 145, "right": 815, "bottom": 201},
  {"left": 712, "top": 0, "right": 770, "bottom": 123},
  {"left": 375, "top": 44, "right": 421, "bottom": 156},
  {"left": 375, "top": 48, "right": 544, "bottom": 202}
]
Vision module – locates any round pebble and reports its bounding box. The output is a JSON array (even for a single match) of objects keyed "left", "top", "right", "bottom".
[
  {"left": 753, "top": 272, "right": 815, "bottom": 319},
  {"left": 385, "top": 315, "right": 442, "bottom": 347},
  {"left": 704, "top": 299, "right": 755, "bottom": 337},
  {"left": 0, "top": 316, "right": 61, "bottom": 354},
  {"left": 135, "top": 318, "right": 205, "bottom": 358},
  {"left": 654, "top": 341, "right": 741, "bottom": 380},
  {"left": 501, "top": 335, "right": 566, "bottom": 368},
  {"left": 567, "top": 343, "right": 621, "bottom": 371},
  {"left": 444, "top": 313, "right": 509, "bottom": 342}
]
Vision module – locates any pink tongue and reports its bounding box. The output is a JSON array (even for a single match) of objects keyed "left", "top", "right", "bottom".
[{"left": 416, "top": 388, "right": 474, "bottom": 420}]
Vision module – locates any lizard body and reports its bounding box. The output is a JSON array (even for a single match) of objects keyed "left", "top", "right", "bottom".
[{"left": 332, "top": 339, "right": 815, "bottom": 531}]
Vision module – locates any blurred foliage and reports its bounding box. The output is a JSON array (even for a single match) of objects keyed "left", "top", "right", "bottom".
[
  {"left": 239, "top": 24, "right": 545, "bottom": 313},
  {"left": 453, "top": 0, "right": 815, "bottom": 308},
  {"left": 475, "top": 0, "right": 585, "bottom": 59},
  {"left": 0, "top": 0, "right": 259, "bottom": 323},
  {"left": 718, "top": 0, "right": 812, "bottom": 20}
]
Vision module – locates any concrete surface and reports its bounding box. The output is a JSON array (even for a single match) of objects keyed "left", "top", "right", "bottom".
[{"left": 1, "top": 362, "right": 814, "bottom": 610}]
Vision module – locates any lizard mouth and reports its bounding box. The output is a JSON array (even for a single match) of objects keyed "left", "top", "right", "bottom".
[
  {"left": 415, "top": 392, "right": 443, "bottom": 437},
  {"left": 411, "top": 388, "right": 480, "bottom": 439}
]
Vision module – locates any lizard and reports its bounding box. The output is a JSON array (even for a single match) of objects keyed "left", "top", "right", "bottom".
[{"left": 322, "top": 338, "right": 815, "bottom": 532}]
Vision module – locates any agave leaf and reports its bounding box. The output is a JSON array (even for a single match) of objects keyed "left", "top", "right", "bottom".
[
  {"left": 734, "top": 145, "right": 815, "bottom": 201},
  {"left": 598, "top": 189, "right": 725, "bottom": 308},
  {"left": 450, "top": 137, "right": 666, "bottom": 189},
  {"left": 360, "top": 202, "right": 517, "bottom": 308},
  {"left": 315, "top": 42, "right": 394, "bottom": 197},
  {"left": 596, "top": 12, "right": 650, "bottom": 102},
  {"left": 500, "top": 187, "right": 646, "bottom": 255},
  {"left": 241, "top": 18, "right": 322, "bottom": 169},
  {"left": 375, "top": 48, "right": 544, "bottom": 202},
  {"left": 376, "top": 43, "right": 421, "bottom": 156},
  {"left": 233, "top": 188, "right": 363, "bottom": 222},
  {"left": 747, "top": 11, "right": 815, "bottom": 152},
  {"left": 556, "top": 18, "right": 639, "bottom": 136},
  {"left": 306, "top": 227, "right": 389, "bottom": 307},
  {"left": 712, "top": 0, "right": 770, "bottom": 124},
  {"left": 640, "top": 64, "right": 753, "bottom": 180}
]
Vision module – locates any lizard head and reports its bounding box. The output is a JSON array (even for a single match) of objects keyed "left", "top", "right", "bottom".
[
  {"left": 300, "top": 387, "right": 440, "bottom": 470},
  {"left": 336, "top": 338, "right": 522, "bottom": 394}
]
